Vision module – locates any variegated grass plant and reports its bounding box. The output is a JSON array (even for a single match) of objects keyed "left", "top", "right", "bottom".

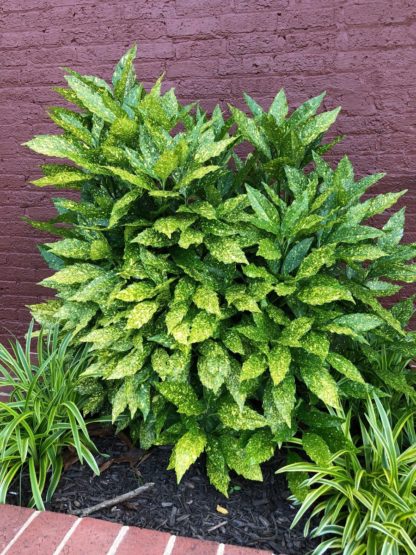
[
  {"left": 279, "top": 396, "right": 416, "bottom": 554},
  {"left": 0, "top": 323, "right": 100, "bottom": 509}
]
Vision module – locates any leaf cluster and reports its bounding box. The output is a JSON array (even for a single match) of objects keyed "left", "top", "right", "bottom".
[{"left": 25, "top": 46, "right": 416, "bottom": 494}]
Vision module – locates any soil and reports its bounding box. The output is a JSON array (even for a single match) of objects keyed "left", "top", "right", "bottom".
[{"left": 7, "top": 435, "right": 317, "bottom": 555}]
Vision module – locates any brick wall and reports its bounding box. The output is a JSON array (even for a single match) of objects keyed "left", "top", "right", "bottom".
[{"left": 0, "top": 0, "right": 415, "bottom": 341}]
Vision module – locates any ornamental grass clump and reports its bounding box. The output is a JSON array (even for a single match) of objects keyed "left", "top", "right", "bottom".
[
  {"left": 0, "top": 323, "right": 100, "bottom": 509},
  {"left": 279, "top": 396, "right": 416, "bottom": 554},
  {"left": 25, "top": 46, "right": 416, "bottom": 494}
]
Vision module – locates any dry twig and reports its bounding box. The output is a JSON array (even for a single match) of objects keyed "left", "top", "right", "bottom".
[{"left": 72, "top": 482, "right": 155, "bottom": 517}]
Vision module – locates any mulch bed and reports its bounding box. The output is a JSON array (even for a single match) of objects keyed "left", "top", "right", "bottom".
[{"left": 7, "top": 434, "right": 317, "bottom": 554}]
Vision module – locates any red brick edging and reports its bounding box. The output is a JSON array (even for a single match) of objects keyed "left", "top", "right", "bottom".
[{"left": 0, "top": 504, "right": 273, "bottom": 555}]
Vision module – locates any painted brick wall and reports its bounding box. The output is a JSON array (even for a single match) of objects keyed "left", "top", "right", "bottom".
[{"left": 0, "top": 0, "right": 415, "bottom": 341}]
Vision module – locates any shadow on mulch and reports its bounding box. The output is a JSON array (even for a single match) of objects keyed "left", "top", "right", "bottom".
[{"left": 7, "top": 436, "right": 318, "bottom": 555}]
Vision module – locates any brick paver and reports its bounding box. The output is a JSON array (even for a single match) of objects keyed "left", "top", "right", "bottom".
[
  {"left": 4, "top": 509, "right": 77, "bottom": 555},
  {"left": 172, "top": 536, "right": 219, "bottom": 554},
  {"left": 0, "top": 504, "right": 272, "bottom": 555},
  {"left": 117, "top": 526, "right": 171, "bottom": 555},
  {"left": 59, "top": 517, "right": 120, "bottom": 555},
  {"left": 0, "top": 505, "right": 34, "bottom": 551}
]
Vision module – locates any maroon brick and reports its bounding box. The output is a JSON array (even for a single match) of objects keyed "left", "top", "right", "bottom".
[
  {"left": 224, "top": 545, "right": 273, "bottom": 555},
  {"left": 0, "top": 505, "right": 34, "bottom": 551},
  {"left": 172, "top": 535, "right": 219, "bottom": 554},
  {"left": 6, "top": 510, "right": 77, "bottom": 554},
  {"left": 60, "top": 517, "right": 121, "bottom": 555},
  {"left": 117, "top": 527, "right": 171, "bottom": 555}
]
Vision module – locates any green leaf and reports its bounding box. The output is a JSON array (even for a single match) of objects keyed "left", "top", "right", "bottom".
[
  {"left": 28, "top": 300, "right": 61, "bottom": 326},
  {"left": 300, "top": 357, "right": 340, "bottom": 408},
  {"left": 245, "top": 184, "right": 280, "bottom": 233},
  {"left": 279, "top": 317, "right": 314, "bottom": 347},
  {"left": 49, "top": 107, "right": 93, "bottom": 145},
  {"left": 269, "top": 89, "right": 288, "bottom": 124},
  {"left": 282, "top": 238, "right": 313, "bottom": 275},
  {"left": 112, "top": 382, "right": 127, "bottom": 421},
  {"left": 346, "top": 191, "right": 406, "bottom": 225},
  {"left": 113, "top": 44, "right": 137, "bottom": 101},
  {"left": 158, "top": 382, "right": 203, "bottom": 416},
  {"left": 108, "top": 348, "right": 149, "bottom": 379},
  {"left": 71, "top": 273, "right": 117, "bottom": 304},
  {"left": 178, "top": 227, "right": 204, "bottom": 249},
  {"left": 178, "top": 165, "right": 220, "bottom": 188},
  {"left": 349, "top": 284, "right": 405, "bottom": 335},
  {"left": 298, "top": 275, "right": 354, "bottom": 306},
  {"left": 302, "top": 432, "right": 332, "bottom": 466},
  {"left": 241, "top": 353, "right": 267, "bottom": 380},
  {"left": 243, "top": 92, "right": 263, "bottom": 117},
  {"left": 24, "top": 135, "right": 87, "bottom": 164},
  {"left": 166, "top": 301, "right": 189, "bottom": 334},
  {"left": 272, "top": 374, "right": 296, "bottom": 427},
  {"left": 229, "top": 105, "right": 271, "bottom": 157},
  {"left": 106, "top": 166, "right": 151, "bottom": 190},
  {"left": 299, "top": 107, "right": 341, "bottom": 145},
  {"left": 223, "top": 329, "right": 245, "bottom": 355},
  {"left": 151, "top": 348, "right": 190, "bottom": 381},
  {"left": 30, "top": 169, "right": 89, "bottom": 188},
  {"left": 206, "top": 437, "right": 230, "bottom": 496},
  {"left": 332, "top": 313, "right": 383, "bottom": 333},
  {"left": 288, "top": 91, "right": 325, "bottom": 126},
  {"left": 206, "top": 237, "right": 248, "bottom": 264},
  {"left": 268, "top": 344, "right": 291, "bottom": 385},
  {"left": 327, "top": 352, "right": 365, "bottom": 383},
  {"left": 65, "top": 75, "right": 118, "bottom": 123},
  {"left": 80, "top": 326, "right": 122, "bottom": 348},
  {"left": 90, "top": 239, "right": 111, "bottom": 260},
  {"left": 284, "top": 166, "right": 308, "bottom": 198},
  {"left": 154, "top": 214, "right": 196, "bottom": 238},
  {"left": 171, "top": 427, "right": 207, "bottom": 482},
  {"left": 193, "top": 285, "right": 221, "bottom": 315},
  {"left": 40, "top": 263, "right": 103, "bottom": 287},
  {"left": 154, "top": 145, "right": 183, "bottom": 182},
  {"left": 218, "top": 398, "right": 266, "bottom": 430},
  {"left": 45, "top": 239, "right": 90, "bottom": 260},
  {"left": 108, "top": 190, "right": 141, "bottom": 227},
  {"left": 301, "top": 331, "right": 329, "bottom": 360},
  {"left": 256, "top": 238, "right": 281, "bottom": 260},
  {"left": 285, "top": 453, "right": 309, "bottom": 502},
  {"left": 281, "top": 193, "right": 309, "bottom": 238},
  {"left": 197, "top": 340, "right": 230, "bottom": 393},
  {"left": 274, "top": 282, "right": 297, "bottom": 296},
  {"left": 226, "top": 285, "right": 260, "bottom": 313},
  {"left": 245, "top": 429, "right": 275, "bottom": 465},
  {"left": 116, "top": 281, "right": 156, "bottom": 302},
  {"left": 220, "top": 435, "right": 263, "bottom": 480},
  {"left": 379, "top": 208, "right": 405, "bottom": 248},
  {"left": 296, "top": 245, "right": 336, "bottom": 280},
  {"left": 195, "top": 137, "right": 236, "bottom": 164},
  {"left": 336, "top": 244, "right": 387, "bottom": 262},
  {"left": 126, "top": 300, "right": 159, "bottom": 329},
  {"left": 189, "top": 311, "right": 217, "bottom": 343},
  {"left": 328, "top": 224, "right": 383, "bottom": 244}
]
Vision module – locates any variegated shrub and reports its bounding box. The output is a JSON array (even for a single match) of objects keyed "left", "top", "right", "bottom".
[{"left": 25, "top": 46, "right": 415, "bottom": 494}]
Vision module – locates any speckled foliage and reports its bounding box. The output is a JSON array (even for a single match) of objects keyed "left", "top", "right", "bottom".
[{"left": 25, "top": 47, "right": 416, "bottom": 494}]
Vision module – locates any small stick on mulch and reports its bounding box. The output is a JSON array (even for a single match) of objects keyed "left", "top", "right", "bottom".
[{"left": 71, "top": 483, "right": 155, "bottom": 517}]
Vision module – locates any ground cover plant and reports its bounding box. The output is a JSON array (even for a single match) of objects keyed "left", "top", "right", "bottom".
[
  {"left": 279, "top": 395, "right": 416, "bottom": 554},
  {"left": 0, "top": 323, "right": 100, "bottom": 510},
  {"left": 24, "top": 45, "right": 416, "bottom": 498}
]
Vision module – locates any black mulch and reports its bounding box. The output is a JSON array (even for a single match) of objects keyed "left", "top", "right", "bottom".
[{"left": 7, "top": 435, "right": 318, "bottom": 554}]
